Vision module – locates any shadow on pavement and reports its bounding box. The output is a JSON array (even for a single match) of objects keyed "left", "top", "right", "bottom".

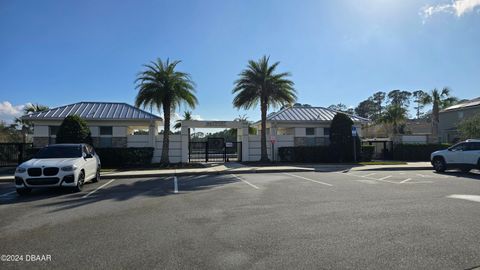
[{"left": 10, "top": 175, "right": 240, "bottom": 212}]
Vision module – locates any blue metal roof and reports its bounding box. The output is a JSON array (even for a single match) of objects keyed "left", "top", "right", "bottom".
[
  {"left": 22, "top": 102, "right": 162, "bottom": 121},
  {"left": 265, "top": 106, "right": 369, "bottom": 122}
]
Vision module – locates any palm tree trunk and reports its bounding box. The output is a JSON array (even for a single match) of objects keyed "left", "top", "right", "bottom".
[
  {"left": 260, "top": 101, "right": 269, "bottom": 162},
  {"left": 161, "top": 104, "right": 171, "bottom": 164},
  {"left": 432, "top": 101, "right": 439, "bottom": 143}
]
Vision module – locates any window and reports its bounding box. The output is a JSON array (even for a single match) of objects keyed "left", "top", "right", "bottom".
[
  {"left": 306, "top": 137, "right": 316, "bottom": 146},
  {"left": 466, "top": 142, "right": 480, "bottom": 151},
  {"left": 306, "top": 128, "right": 315, "bottom": 136},
  {"left": 99, "top": 137, "right": 112, "bottom": 147},
  {"left": 449, "top": 143, "right": 466, "bottom": 151},
  {"left": 49, "top": 126, "right": 59, "bottom": 136},
  {"left": 323, "top": 128, "right": 330, "bottom": 136},
  {"left": 100, "top": 126, "right": 113, "bottom": 135}
]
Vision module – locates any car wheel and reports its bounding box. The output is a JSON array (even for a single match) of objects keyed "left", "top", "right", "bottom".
[
  {"left": 461, "top": 168, "right": 471, "bottom": 173},
  {"left": 433, "top": 157, "right": 446, "bottom": 173},
  {"left": 16, "top": 188, "right": 31, "bottom": 196},
  {"left": 72, "top": 171, "right": 85, "bottom": 192},
  {"left": 92, "top": 169, "right": 100, "bottom": 183}
]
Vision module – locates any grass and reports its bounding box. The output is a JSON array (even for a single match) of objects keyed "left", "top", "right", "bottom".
[{"left": 358, "top": 161, "right": 407, "bottom": 165}]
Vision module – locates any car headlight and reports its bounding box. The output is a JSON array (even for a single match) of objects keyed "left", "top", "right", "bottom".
[
  {"left": 61, "top": 165, "right": 78, "bottom": 172},
  {"left": 15, "top": 167, "right": 27, "bottom": 173}
]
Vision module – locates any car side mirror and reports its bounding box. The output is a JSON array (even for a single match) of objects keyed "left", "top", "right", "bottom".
[{"left": 85, "top": 153, "right": 93, "bottom": 159}]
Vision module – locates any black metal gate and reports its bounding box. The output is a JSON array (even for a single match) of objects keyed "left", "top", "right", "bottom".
[
  {"left": 188, "top": 138, "right": 242, "bottom": 162},
  {"left": 0, "top": 143, "right": 34, "bottom": 167}
]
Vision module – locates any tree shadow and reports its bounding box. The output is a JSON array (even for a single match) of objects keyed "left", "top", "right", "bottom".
[
  {"left": 6, "top": 175, "right": 240, "bottom": 212},
  {"left": 435, "top": 170, "right": 480, "bottom": 181}
]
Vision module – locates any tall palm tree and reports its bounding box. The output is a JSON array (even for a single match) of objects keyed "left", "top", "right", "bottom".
[
  {"left": 421, "top": 87, "right": 458, "bottom": 141},
  {"left": 378, "top": 105, "right": 407, "bottom": 135},
  {"left": 232, "top": 56, "right": 296, "bottom": 162},
  {"left": 174, "top": 111, "right": 192, "bottom": 130},
  {"left": 135, "top": 58, "right": 197, "bottom": 164},
  {"left": 14, "top": 103, "right": 49, "bottom": 143}
]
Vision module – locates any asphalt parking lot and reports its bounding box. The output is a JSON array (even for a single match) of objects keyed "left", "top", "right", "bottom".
[{"left": 1, "top": 169, "right": 480, "bottom": 269}]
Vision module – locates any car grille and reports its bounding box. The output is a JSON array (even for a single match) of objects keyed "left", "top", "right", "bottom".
[
  {"left": 27, "top": 168, "right": 42, "bottom": 177},
  {"left": 43, "top": 167, "right": 59, "bottom": 176},
  {"left": 26, "top": 178, "right": 60, "bottom": 185}
]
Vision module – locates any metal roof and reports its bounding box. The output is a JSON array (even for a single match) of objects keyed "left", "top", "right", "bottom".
[
  {"left": 22, "top": 102, "right": 162, "bottom": 121},
  {"left": 441, "top": 97, "right": 480, "bottom": 112},
  {"left": 262, "top": 106, "right": 369, "bottom": 123}
]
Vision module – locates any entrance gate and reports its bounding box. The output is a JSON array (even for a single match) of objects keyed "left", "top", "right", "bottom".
[{"left": 188, "top": 138, "right": 242, "bottom": 162}]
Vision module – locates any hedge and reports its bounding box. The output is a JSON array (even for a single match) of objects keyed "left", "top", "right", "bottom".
[
  {"left": 361, "top": 145, "right": 375, "bottom": 162},
  {"left": 95, "top": 147, "right": 154, "bottom": 168},
  {"left": 392, "top": 144, "right": 450, "bottom": 161},
  {"left": 278, "top": 145, "right": 366, "bottom": 163}
]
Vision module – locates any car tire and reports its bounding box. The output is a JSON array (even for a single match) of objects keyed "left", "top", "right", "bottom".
[
  {"left": 72, "top": 171, "right": 85, "bottom": 192},
  {"left": 461, "top": 168, "right": 471, "bottom": 173},
  {"left": 16, "top": 188, "right": 31, "bottom": 196},
  {"left": 433, "top": 157, "right": 446, "bottom": 173},
  {"left": 92, "top": 169, "right": 100, "bottom": 183}
]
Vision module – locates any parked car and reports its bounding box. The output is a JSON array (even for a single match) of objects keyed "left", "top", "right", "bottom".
[
  {"left": 431, "top": 139, "right": 480, "bottom": 173},
  {"left": 14, "top": 144, "right": 101, "bottom": 195}
]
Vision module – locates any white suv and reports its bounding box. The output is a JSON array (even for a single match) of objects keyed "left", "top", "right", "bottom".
[
  {"left": 14, "top": 144, "right": 101, "bottom": 195},
  {"left": 431, "top": 139, "right": 480, "bottom": 173}
]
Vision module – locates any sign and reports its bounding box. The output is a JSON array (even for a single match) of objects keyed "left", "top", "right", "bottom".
[
  {"left": 351, "top": 126, "right": 358, "bottom": 137},
  {"left": 225, "top": 142, "right": 233, "bottom": 147},
  {"left": 205, "top": 121, "right": 227, "bottom": 127},
  {"left": 270, "top": 136, "right": 276, "bottom": 144}
]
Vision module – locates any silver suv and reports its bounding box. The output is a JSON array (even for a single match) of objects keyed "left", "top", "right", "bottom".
[{"left": 431, "top": 139, "right": 480, "bottom": 173}]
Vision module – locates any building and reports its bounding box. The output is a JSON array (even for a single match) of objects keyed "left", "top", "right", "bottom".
[
  {"left": 251, "top": 105, "right": 369, "bottom": 146},
  {"left": 22, "top": 102, "right": 162, "bottom": 148},
  {"left": 439, "top": 97, "right": 480, "bottom": 143}
]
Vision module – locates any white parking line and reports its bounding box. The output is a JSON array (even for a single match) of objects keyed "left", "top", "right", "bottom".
[
  {"left": 363, "top": 173, "right": 377, "bottom": 177},
  {"left": 82, "top": 179, "right": 115, "bottom": 198},
  {"left": 0, "top": 191, "right": 16, "bottom": 197},
  {"left": 379, "top": 175, "right": 392, "bottom": 180},
  {"left": 283, "top": 173, "right": 333, "bottom": 186},
  {"left": 447, "top": 194, "right": 480, "bottom": 203},
  {"left": 400, "top": 178, "right": 412, "bottom": 183},
  {"left": 232, "top": 174, "right": 259, "bottom": 189}
]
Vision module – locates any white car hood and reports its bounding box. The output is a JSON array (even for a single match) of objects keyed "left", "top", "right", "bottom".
[{"left": 21, "top": 158, "right": 80, "bottom": 168}]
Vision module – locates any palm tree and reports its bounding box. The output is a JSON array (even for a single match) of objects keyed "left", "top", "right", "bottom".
[
  {"left": 174, "top": 111, "right": 192, "bottom": 130},
  {"left": 232, "top": 56, "right": 296, "bottom": 162},
  {"left": 421, "top": 87, "right": 458, "bottom": 142},
  {"left": 378, "top": 105, "right": 407, "bottom": 135},
  {"left": 14, "top": 103, "right": 49, "bottom": 143},
  {"left": 135, "top": 58, "right": 198, "bottom": 164}
]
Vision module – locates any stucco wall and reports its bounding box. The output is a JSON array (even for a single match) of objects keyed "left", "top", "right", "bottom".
[{"left": 439, "top": 106, "right": 480, "bottom": 142}]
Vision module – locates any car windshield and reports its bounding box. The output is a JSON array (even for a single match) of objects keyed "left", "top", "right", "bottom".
[{"left": 34, "top": 146, "right": 82, "bottom": 159}]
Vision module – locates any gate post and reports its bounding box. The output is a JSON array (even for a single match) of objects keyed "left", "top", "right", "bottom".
[{"left": 181, "top": 126, "right": 189, "bottom": 163}]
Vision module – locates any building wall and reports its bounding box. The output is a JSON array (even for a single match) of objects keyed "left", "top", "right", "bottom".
[{"left": 439, "top": 106, "right": 480, "bottom": 143}]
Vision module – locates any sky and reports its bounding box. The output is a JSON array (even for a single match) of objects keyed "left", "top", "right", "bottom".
[{"left": 1, "top": 0, "right": 480, "bottom": 124}]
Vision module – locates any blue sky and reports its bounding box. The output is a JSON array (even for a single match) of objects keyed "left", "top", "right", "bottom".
[{"left": 1, "top": 0, "right": 479, "bottom": 124}]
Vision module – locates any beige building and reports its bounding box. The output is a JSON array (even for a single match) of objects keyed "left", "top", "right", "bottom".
[
  {"left": 22, "top": 102, "right": 162, "bottom": 148},
  {"left": 439, "top": 97, "right": 480, "bottom": 143}
]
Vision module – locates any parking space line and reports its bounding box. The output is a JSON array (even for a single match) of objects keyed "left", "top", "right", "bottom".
[
  {"left": 400, "top": 178, "right": 412, "bottom": 183},
  {"left": 232, "top": 174, "right": 259, "bottom": 189},
  {"left": 379, "top": 175, "right": 392, "bottom": 180},
  {"left": 174, "top": 176, "right": 178, "bottom": 193},
  {"left": 82, "top": 179, "right": 115, "bottom": 198},
  {"left": 363, "top": 173, "right": 377, "bottom": 177},
  {"left": 447, "top": 194, "right": 480, "bottom": 203},
  {"left": 283, "top": 173, "right": 333, "bottom": 186},
  {"left": 0, "top": 191, "right": 16, "bottom": 197}
]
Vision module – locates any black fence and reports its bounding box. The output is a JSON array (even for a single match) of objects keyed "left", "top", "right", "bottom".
[
  {"left": 0, "top": 143, "right": 34, "bottom": 167},
  {"left": 189, "top": 138, "right": 242, "bottom": 162}
]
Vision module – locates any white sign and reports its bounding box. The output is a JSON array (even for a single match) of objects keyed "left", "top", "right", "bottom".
[
  {"left": 270, "top": 136, "right": 276, "bottom": 144},
  {"left": 351, "top": 126, "right": 358, "bottom": 136},
  {"left": 225, "top": 142, "right": 233, "bottom": 147}
]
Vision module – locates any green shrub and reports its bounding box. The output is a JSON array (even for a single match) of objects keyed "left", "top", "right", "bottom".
[
  {"left": 95, "top": 147, "right": 154, "bottom": 168},
  {"left": 56, "top": 115, "right": 92, "bottom": 144},
  {"left": 361, "top": 145, "right": 375, "bottom": 162},
  {"left": 392, "top": 144, "right": 450, "bottom": 161}
]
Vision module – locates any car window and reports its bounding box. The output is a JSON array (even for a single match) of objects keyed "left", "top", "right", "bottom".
[
  {"left": 35, "top": 146, "right": 82, "bottom": 159},
  {"left": 450, "top": 143, "right": 466, "bottom": 151},
  {"left": 466, "top": 142, "right": 480, "bottom": 151}
]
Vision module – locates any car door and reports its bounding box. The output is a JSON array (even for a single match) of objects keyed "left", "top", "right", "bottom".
[
  {"left": 445, "top": 143, "right": 466, "bottom": 164},
  {"left": 463, "top": 142, "right": 480, "bottom": 165},
  {"left": 83, "top": 145, "right": 97, "bottom": 180}
]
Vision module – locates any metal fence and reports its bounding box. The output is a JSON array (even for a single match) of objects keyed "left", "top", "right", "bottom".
[
  {"left": 0, "top": 143, "right": 34, "bottom": 167},
  {"left": 189, "top": 139, "right": 242, "bottom": 162}
]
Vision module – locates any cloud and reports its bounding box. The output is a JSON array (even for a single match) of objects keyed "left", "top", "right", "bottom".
[
  {"left": 421, "top": 0, "right": 480, "bottom": 22},
  {"left": 0, "top": 101, "right": 28, "bottom": 123}
]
